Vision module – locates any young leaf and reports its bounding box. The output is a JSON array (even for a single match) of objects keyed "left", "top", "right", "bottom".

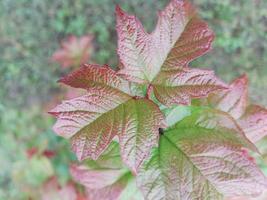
[
  {"left": 205, "top": 74, "right": 267, "bottom": 143},
  {"left": 238, "top": 105, "right": 267, "bottom": 143},
  {"left": 137, "top": 108, "right": 266, "bottom": 200},
  {"left": 152, "top": 68, "right": 228, "bottom": 106},
  {"left": 116, "top": 0, "right": 226, "bottom": 106},
  {"left": 70, "top": 165, "right": 127, "bottom": 189},
  {"left": 50, "top": 95, "right": 163, "bottom": 173},
  {"left": 116, "top": 0, "right": 214, "bottom": 83},
  {"left": 50, "top": 65, "right": 164, "bottom": 172},
  {"left": 70, "top": 143, "right": 144, "bottom": 200},
  {"left": 71, "top": 164, "right": 138, "bottom": 200},
  {"left": 207, "top": 74, "right": 248, "bottom": 119},
  {"left": 58, "top": 64, "right": 131, "bottom": 95}
]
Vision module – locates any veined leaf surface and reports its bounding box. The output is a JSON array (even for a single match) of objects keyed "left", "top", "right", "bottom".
[
  {"left": 137, "top": 108, "right": 266, "bottom": 200},
  {"left": 116, "top": 0, "right": 214, "bottom": 83},
  {"left": 50, "top": 65, "right": 164, "bottom": 172},
  {"left": 207, "top": 74, "right": 248, "bottom": 119},
  {"left": 205, "top": 75, "right": 267, "bottom": 143},
  {"left": 116, "top": 0, "right": 226, "bottom": 105}
]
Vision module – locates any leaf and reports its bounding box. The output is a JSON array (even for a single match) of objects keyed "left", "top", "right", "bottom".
[
  {"left": 238, "top": 105, "right": 267, "bottom": 143},
  {"left": 83, "top": 141, "right": 124, "bottom": 170},
  {"left": 137, "top": 107, "right": 266, "bottom": 200},
  {"left": 41, "top": 177, "right": 79, "bottom": 200},
  {"left": 52, "top": 35, "right": 93, "bottom": 68},
  {"left": 70, "top": 142, "right": 144, "bottom": 200},
  {"left": 152, "top": 68, "right": 228, "bottom": 106},
  {"left": 207, "top": 74, "right": 248, "bottom": 119},
  {"left": 226, "top": 189, "right": 267, "bottom": 200},
  {"left": 205, "top": 74, "right": 267, "bottom": 143},
  {"left": 50, "top": 65, "right": 164, "bottom": 172},
  {"left": 71, "top": 164, "right": 140, "bottom": 200},
  {"left": 116, "top": 1, "right": 226, "bottom": 106},
  {"left": 70, "top": 165, "right": 127, "bottom": 189},
  {"left": 164, "top": 105, "right": 192, "bottom": 127},
  {"left": 58, "top": 64, "right": 131, "bottom": 95},
  {"left": 116, "top": 0, "right": 214, "bottom": 83}
]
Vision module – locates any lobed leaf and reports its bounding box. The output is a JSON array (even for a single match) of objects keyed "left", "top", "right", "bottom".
[
  {"left": 50, "top": 65, "right": 164, "bottom": 172},
  {"left": 116, "top": 0, "right": 214, "bottom": 83},
  {"left": 137, "top": 108, "right": 266, "bottom": 200},
  {"left": 116, "top": 0, "right": 226, "bottom": 106}
]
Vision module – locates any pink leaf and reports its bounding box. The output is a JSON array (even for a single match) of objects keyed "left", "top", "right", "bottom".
[
  {"left": 52, "top": 35, "right": 93, "bottom": 68},
  {"left": 59, "top": 64, "right": 131, "bottom": 95},
  {"left": 71, "top": 164, "right": 130, "bottom": 200},
  {"left": 226, "top": 189, "right": 267, "bottom": 200},
  {"left": 50, "top": 65, "right": 164, "bottom": 172},
  {"left": 116, "top": 0, "right": 214, "bottom": 83},
  {"left": 152, "top": 68, "right": 228, "bottom": 106},
  {"left": 49, "top": 87, "right": 131, "bottom": 160},
  {"left": 117, "top": 99, "right": 164, "bottom": 174},
  {"left": 70, "top": 165, "right": 127, "bottom": 189},
  {"left": 208, "top": 74, "right": 248, "bottom": 119},
  {"left": 41, "top": 177, "right": 78, "bottom": 200},
  {"left": 238, "top": 105, "right": 267, "bottom": 143}
]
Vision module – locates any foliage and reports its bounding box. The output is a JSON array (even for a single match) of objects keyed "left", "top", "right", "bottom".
[
  {"left": 50, "top": 1, "right": 267, "bottom": 199},
  {"left": 1, "top": 0, "right": 267, "bottom": 199},
  {"left": 1, "top": 0, "right": 267, "bottom": 108},
  {"left": 0, "top": 106, "right": 75, "bottom": 199},
  {"left": 52, "top": 35, "right": 93, "bottom": 68}
]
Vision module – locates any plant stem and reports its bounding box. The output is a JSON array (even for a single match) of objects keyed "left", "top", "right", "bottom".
[{"left": 145, "top": 84, "right": 153, "bottom": 99}]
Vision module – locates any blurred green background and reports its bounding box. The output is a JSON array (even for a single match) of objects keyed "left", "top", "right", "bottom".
[{"left": 0, "top": 0, "right": 266, "bottom": 199}]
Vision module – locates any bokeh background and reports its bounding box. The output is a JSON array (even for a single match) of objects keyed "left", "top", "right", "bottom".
[{"left": 0, "top": 0, "right": 267, "bottom": 199}]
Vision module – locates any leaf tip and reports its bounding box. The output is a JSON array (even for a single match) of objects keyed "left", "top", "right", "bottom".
[
  {"left": 115, "top": 5, "right": 125, "bottom": 17},
  {"left": 48, "top": 107, "right": 58, "bottom": 117}
]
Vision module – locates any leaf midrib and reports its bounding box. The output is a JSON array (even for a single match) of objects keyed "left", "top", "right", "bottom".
[{"left": 162, "top": 134, "right": 223, "bottom": 198}]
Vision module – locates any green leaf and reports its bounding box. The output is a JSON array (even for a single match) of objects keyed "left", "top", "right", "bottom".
[
  {"left": 50, "top": 65, "right": 164, "bottom": 173},
  {"left": 137, "top": 107, "right": 266, "bottom": 200}
]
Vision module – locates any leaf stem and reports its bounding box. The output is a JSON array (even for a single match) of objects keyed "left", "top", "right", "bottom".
[{"left": 145, "top": 84, "right": 153, "bottom": 99}]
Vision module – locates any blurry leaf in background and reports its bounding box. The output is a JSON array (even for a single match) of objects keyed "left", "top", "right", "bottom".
[
  {"left": 41, "top": 177, "right": 85, "bottom": 200},
  {"left": 52, "top": 35, "right": 94, "bottom": 68},
  {"left": 12, "top": 156, "right": 54, "bottom": 189}
]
